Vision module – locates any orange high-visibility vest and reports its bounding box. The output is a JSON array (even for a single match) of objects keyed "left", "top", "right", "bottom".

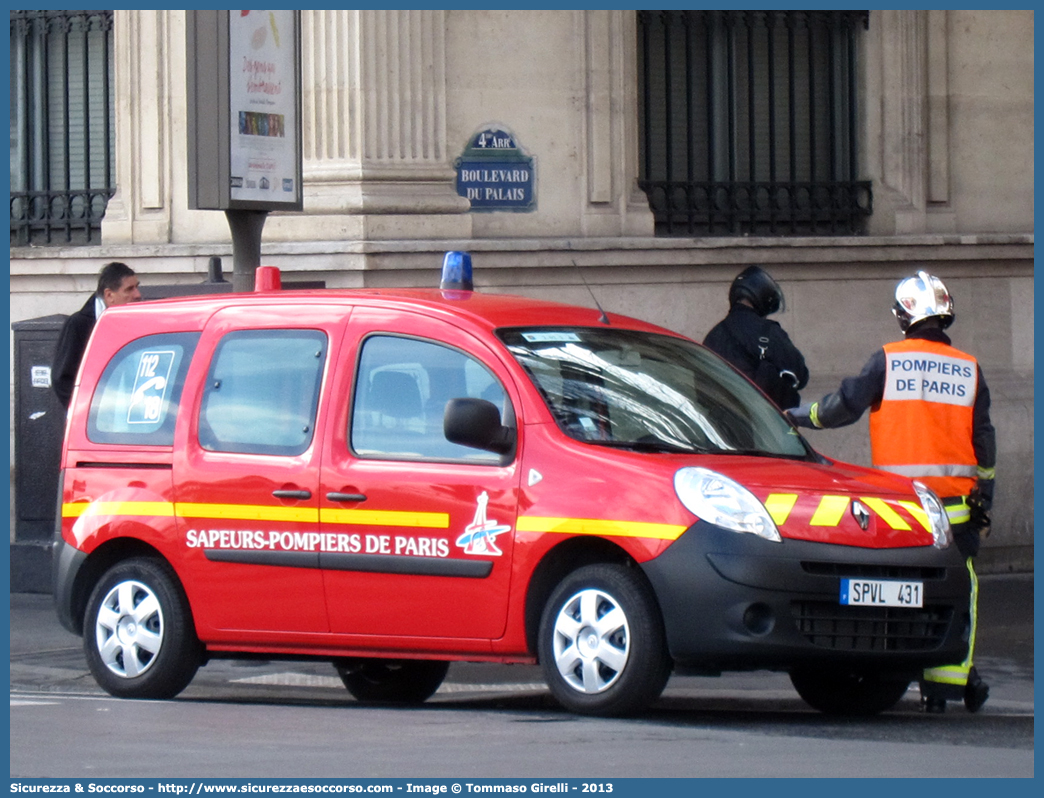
[{"left": 869, "top": 338, "right": 978, "bottom": 498}]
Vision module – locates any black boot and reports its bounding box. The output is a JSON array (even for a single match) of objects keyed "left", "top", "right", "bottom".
[
  {"left": 921, "top": 695, "right": 947, "bottom": 714},
  {"left": 919, "top": 679, "right": 958, "bottom": 714},
  {"left": 964, "top": 667, "right": 989, "bottom": 713}
]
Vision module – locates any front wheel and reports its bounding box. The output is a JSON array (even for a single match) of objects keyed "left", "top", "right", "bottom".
[
  {"left": 83, "top": 558, "right": 201, "bottom": 699},
  {"left": 333, "top": 658, "right": 449, "bottom": 704},
  {"left": 790, "top": 668, "right": 911, "bottom": 716},
  {"left": 538, "top": 563, "right": 671, "bottom": 717}
]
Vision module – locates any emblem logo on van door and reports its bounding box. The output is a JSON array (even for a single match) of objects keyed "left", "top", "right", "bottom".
[
  {"left": 456, "top": 491, "right": 511, "bottom": 556},
  {"left": 851, "top": 500, "right": 871, "bottom": 531}
]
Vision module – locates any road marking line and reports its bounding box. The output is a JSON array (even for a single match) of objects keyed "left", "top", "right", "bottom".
[{"left": 229, "top": 671, "right": 548, "bottom": 694}]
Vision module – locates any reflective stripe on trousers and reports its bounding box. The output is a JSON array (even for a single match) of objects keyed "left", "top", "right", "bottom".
[
  {"left": 943, "top": 496, "right": 971, "bottom": 526},
  {"left": 922, "top": 557, "right": 978, "bottom": 686}
]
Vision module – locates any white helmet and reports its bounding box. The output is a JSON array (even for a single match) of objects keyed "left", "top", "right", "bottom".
[{"left": 892, "top": 271, "right": 954, "bottom": 332}]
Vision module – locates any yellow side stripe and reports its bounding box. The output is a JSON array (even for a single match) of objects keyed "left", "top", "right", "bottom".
[
  {"left": 809, "top": 495, "right": 849, "bottom": 526},
  {"left": 516, "top": 516, "right": 686, "bottom": 541},
  {"left": 178, "top": 503, "right": 318, "bottom": 523},
  {"left": 320, "top": 508, "right": 449, "bottom": 528},
  {"left": 62, "top": 502, "right": 175, "bottom": 518},
  {"left": 764, "top": 493, "right": 798, "bottom": 526},
  {"left": 63, "top": 501, "right": 681, "bottom": 540},
  {"left": 63, "top": 502, "right": 446, "bottom": 529},
  {"left": 858, "top": 497, "right": 911, "bottom": 531}
]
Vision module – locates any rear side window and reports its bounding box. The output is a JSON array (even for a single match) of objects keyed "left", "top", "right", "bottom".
[
  {"left": 198, "top": 329, "right": 326, "bottom": 456},
  {"left": 87, "top": 333, "right": 200, "bottom": 445}
]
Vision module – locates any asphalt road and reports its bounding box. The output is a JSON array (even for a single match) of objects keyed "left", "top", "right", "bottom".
[{"left": 9, "top": 574, "right": 1034, "bottom": 778}]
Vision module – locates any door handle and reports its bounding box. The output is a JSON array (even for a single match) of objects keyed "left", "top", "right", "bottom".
[
  {"left": 272, "top": 489, "right": 311, "bottom": 500},
  {"left": 326, "top": 492, "right": 367, "bottom": 502}
]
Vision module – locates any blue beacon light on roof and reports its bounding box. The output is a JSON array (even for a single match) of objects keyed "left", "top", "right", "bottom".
[{"left": 440, "top": 251, "right": 474, "bottom": 292}]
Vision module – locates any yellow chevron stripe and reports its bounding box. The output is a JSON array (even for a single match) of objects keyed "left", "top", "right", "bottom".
[
  {"left": 858, "top": 497, "right": 911, "bottom": 531},
  {"left": 764, "top": 493, "right": 798, "bottom": 526},
  {"left": 809, "top": 495, "right": 849, "bottom": 526},
  {"left": 516, "top": 516, "right": 686, "bottom": 540},
  {"left": 896, "top": 500, "right": 931, "bottom": 532}
]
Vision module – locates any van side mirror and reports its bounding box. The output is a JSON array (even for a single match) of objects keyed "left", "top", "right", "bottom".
[{"left": 444, "top": 398, "right": 515, "bottom": 455}]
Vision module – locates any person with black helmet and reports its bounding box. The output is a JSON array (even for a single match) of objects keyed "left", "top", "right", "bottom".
[
  {"left": 788, "top": 271, "right": 996, "bottom": 714},
  {"left": 703, "top": 265, "right": 809, "bottom": 409}
]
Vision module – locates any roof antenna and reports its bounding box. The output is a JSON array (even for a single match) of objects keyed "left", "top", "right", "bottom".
[{"left": 575, "top": 260, "right": 610, "bottom": 325}]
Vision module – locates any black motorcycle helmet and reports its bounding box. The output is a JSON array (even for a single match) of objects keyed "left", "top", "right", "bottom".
[{"left": 728, "top": 265, "right": 784, "bottom": 317}]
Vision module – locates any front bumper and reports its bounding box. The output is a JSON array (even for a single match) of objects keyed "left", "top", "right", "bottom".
[{"left": 641, "top": 522, "right": 971, "bottom": 675}]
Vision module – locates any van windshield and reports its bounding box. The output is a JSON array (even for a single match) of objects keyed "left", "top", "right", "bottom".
[{"left": 498, "top": 327, "right": 811, "bottom": 459}]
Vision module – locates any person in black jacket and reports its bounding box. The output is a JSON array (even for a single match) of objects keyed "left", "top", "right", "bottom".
[
  {"left": 52, "top": 262, "right": 142, "bottom": 408},
  {"left": 703, "top": 266, "right": 809, "bottom": 409}
]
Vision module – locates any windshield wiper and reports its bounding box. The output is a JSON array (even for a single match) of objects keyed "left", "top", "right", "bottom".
[
  {"left": 591, "top": 439, "right": 708, "bottom": 455},
  {"left": 711, "top": 448, "right": 810, "bottom": 460}
]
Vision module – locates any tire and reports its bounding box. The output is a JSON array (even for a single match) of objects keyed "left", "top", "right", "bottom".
[
  {"left": 334, "top": 658, "right": 449, "bottom": 704},
  {"left": 83, "top": 558, "right": 201, "bottom": 699},
  {"left": 538, "top": 563, "right": 671, "bottom": 717},
  {"left": 790, "top": 668, "right": 911, "bottom": 716}
]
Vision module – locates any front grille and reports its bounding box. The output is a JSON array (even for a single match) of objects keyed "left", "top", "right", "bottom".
[
  {"left": 801, "top": 561, "right": 946, "bottom": 580},
  {"left": 791, "top": 601, "right": 953, "bottom": 652}
]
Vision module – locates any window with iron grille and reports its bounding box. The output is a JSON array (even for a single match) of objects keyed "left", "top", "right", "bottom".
[
  {"left": 638, "top": 10, "right": 871, "bottom": 236},
  {"left": 10, "top": 10, "right": 115, "bottom": 246}
]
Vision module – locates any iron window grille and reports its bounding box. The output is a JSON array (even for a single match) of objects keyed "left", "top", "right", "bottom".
[
  {"left": 10, "top": 10, "right": 115, "bottom": 246},
  {"left": 638, "top": 10, "right": 872, "bottom": 237}
]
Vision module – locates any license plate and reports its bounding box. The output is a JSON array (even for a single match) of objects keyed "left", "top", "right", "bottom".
[{"left": 840, "top": 578, "right": 923, "bottom": 608}]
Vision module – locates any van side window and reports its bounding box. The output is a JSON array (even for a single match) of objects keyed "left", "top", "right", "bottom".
[
  {"left": 87, "top": 333, "right": 200, "bottom": 445},
  {"left": 350, "top": 335, "right": 510, "bottom": 463},
  {"left": 199, "top": 329, "right": 326, "bottom": 456}
]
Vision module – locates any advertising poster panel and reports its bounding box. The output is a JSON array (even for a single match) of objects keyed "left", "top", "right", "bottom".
[{"left": 228, "top": 10, "right": 299, "bottom": 207}]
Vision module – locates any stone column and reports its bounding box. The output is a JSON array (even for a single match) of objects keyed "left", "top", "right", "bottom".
[
  {"left": 282, "top": 9, "right": 470, "bottom": 241},
  {"left": 875, "top": 9, "right": 954, "bottom": 234},
  {"left": 925, "top": 9, "right": 956, "bottom": 232},
  {"left": 581, "top": 10, "right": 655, "bottom": 237},
  {"left": 880, "top": 9, "right": 927, "bottom": 233},
  {"left": 102, "top": 9, "right": 174, "bottom": 244}
]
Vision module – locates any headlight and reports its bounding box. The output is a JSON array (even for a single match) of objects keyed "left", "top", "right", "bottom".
[
  {"left": 913, "top": 480, "right": 952, "bottom": 549},
  {"left": 674, "top": 467, "right": 781, "bottom": 543}
]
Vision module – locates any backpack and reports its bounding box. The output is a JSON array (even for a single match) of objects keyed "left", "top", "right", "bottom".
[{"left": 750, "top": 335, "right": 801, "bottom": 409}]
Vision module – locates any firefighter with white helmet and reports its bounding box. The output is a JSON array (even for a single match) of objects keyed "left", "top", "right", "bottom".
[{"left": 788, "top": 271, "right": 996, "bottom": 713}]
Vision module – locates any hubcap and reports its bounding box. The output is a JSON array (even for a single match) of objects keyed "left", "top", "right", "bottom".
[
  {"left": 95, "top": 580, "right": 164, "bottom": 679},
  {"left": 551, "top": 588, "right": 630, "bottom": 694}
]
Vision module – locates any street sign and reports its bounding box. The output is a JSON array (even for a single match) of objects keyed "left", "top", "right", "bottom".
[{"left": 455, "top": 126, "right": 535, "bottom": 212}]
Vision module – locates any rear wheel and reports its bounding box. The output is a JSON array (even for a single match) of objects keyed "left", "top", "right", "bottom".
[
  {"left": 83, "top": 558, "right": 201, "bottom": 699},
  {"left": 790, "top": 668, "right": 911, "bottom": 716},
  {"left": 538, "top": 564, "right": 671, "bottom": 717},
  {"left": 333, "top": 658, "right": 449, "bottom": 704}
]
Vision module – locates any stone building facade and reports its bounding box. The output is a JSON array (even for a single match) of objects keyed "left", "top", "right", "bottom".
[{"left": 10, "top": 10, "right": 1034, "bottom": 575}]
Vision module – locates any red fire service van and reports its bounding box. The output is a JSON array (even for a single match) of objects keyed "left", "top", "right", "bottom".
[{"left": 53, "top": 253, "right": 970, "bottom": 717}]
